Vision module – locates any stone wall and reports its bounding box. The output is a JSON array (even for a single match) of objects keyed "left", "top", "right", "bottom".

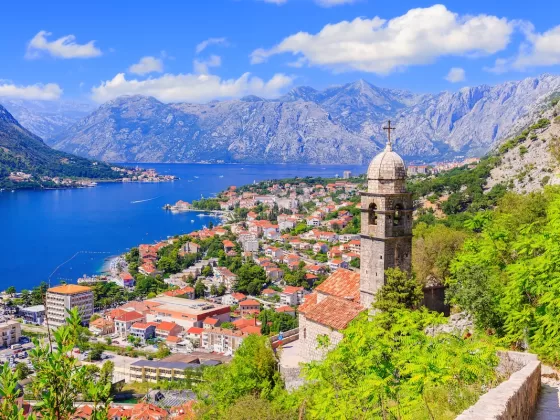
[
  {"left": 298, "top": 314, "right": 343, "bottom": 362},
  {"left": 456, "top": 351, "right": 541, "bottom": 420}
]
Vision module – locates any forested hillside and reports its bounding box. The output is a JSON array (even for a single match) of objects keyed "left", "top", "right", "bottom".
[{"left": 0, "top": 104, "right": 122, "bottom": 189}]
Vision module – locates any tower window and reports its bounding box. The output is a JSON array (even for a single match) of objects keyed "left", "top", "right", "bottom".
[
  {"left": 368, "top": 203, "right": 377, "bottom": 226},
  {"left": 394, "top": 204, "right": 403, "bottom": 226}
]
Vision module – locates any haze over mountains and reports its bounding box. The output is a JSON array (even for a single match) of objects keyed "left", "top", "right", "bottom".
[{"left": 3, "top": 74, "right": 560, "bottom": 164}]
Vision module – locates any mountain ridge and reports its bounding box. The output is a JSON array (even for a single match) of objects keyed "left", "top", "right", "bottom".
[{"left": 35, "top": 74, "right": 560, "bottom": 163}]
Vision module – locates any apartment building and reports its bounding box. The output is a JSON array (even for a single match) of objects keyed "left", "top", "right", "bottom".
[
  {"left": 0, "top": 321, "right": 21, "bottom": 348},
  {"left": 45, "top": 285, "right": 94, "bottom": 328}
]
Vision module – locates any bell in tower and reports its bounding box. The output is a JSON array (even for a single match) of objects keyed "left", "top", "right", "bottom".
[{"left": 359, "top": 121, "right": 413, "bottom": 308}]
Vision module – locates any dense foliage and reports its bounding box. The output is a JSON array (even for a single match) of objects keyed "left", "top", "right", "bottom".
[{"left": 448, "top": 188, "right": 560, "bottom": 364}]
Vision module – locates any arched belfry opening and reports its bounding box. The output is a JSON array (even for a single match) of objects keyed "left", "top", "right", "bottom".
[
  {"left": 368, "top": 202, "right": 377, "bottom": 226},
  {"left": 394, "top": 203, "right": 402, "bottom": 226}
]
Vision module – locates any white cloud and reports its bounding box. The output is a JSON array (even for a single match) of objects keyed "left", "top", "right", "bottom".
[
  {"left": 91, "top": 72, "right": 293, "bottom": 103},
  {"left": 129, "top": 56, "right": 164, "bottom": 75},
  {"left": 0, "top": 82, "right": 62, "bottom": 100},
  {"left": 513, "top": 24, "right": 560, "bottom": 69},
  {"left": 195, "top": 37, "right": 229, "bottom": 54},
  {"left": 194, "top": 55, "right": 222, "bottom": 74},
  {"left": 445, "top": 67, "right": 466, "bottom": 83},
  {"left": 26, "top": 30, "right": 102, "bottom": 59},
  {"left": 251, "top": 5, "right": 514, "bottom": 74}
]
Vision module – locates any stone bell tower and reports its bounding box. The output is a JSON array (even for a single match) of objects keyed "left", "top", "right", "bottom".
[{"left": 360, "top": 121, "right": 413, "bottom": 308}]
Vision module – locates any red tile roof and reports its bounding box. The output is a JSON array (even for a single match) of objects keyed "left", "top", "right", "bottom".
[
  {"left": 187, "top": 327, "right": 204, "bottom": 334},
  {"left": 240, "top": 325, "right": 262, "bottom": 335},
  {"left": 106, "top": 308, "right": 127, "bottom": 319},
  {"left": 232, "top": 317, "right": 257, "bottom": 329},
  {"left": 315, "top": 268, "right": 360, "bottom": 302},
  {"left": 166, "top": 335, "right": 182, "bottom": 343},
  {"left": 231, "top": 292, "right": 247, "bottom": 301},
  {"left": 156, "top": 321, "right": 180, "bottom": 332},
  {"left": 282, "top": 286, "right": 303, "bottom": 294},
  {"left": 240, "top": 299, "right": 260, "bottom": 307},
  {"left": 276, "top": 305, "right": 295, "bottom": 313},
  {"left": 304, "top": 296, "right": 363, "bottom": 330},
  {"left": 298, "top": 293, "right": 318, "bottom": 314},
  {"left": 203, "top": 317, "right": 219, "bottom": 325},
  {"left": 131, "top": 322, "right": 150, "bottom": 329},
  {"left": 115, "top": 311, "right": 144, "bottom": 322}
]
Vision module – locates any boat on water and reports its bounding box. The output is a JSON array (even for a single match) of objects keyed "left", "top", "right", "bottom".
[{"left": 191, "top": 220, "right": 194, "bottom": 223}]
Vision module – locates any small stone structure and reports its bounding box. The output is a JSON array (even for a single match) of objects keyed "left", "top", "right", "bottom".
[{"left": 456, "top": 351, "right": 541, "bottom": 420}]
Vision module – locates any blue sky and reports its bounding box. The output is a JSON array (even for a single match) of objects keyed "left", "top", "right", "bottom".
[{"left": 0, "top": 0, "right": 559, "bottom": 104}]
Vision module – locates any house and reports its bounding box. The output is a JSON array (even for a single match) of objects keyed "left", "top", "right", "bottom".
[
  {"left": 247, "top": 211, "right": 258, "bottom": 221},
  {"left": 298, "top": 269, "right": 363, "bottom": 362},
  {"left": 203, "top": 317, "right": 221, "bottom": 329},
  {"left": 313, "top": 243, "right": 328, "bottom": 254},
  {"left": 185, "top": 326, "right": 204, "bottom": 346},
  {"left": 181, "top": 242, "right": 200, "bottom": 255},
  {"left": 264, "top": 246, "right": 284, "bottom": 261},
  {"left": 327, "top": 248, "right": 343, "bottom": 260},
  {"left": 305, "top": 273, "right": 319, "bottom": 286},
  {"left": 318, "top": 231, "right": 338, "bottom": 243},
  {"left": 139, "top": 262, "right": 158, "bottom": 276},
  {"left": 222, "top": 292, "right": 247, "bottom": 306},
  {"left": 306, "top": 217, "right": 321, "bottom": 227},
  {"left": 349, "top": 240, "right": 361, "bottom": 254},
  {"left": 213, "top": 267, "right": 238, "bottom": 291},
  {"left": 18, "top": 305, "right": 45, "bottom": 325},
  {"left": 342, "top": 252, "right": 360, "bottom": 263},
  {"left": 280, "top": 286, "right": 304, "bottom": 306},
  {"left": 223, "top": 240, "right": 235, "bottom": 253},
  {"left": 115, "top": 311, "right": 145, "bottom": 337},
  {"left": 329, "top": 259, "right": 348, "bottom": 271},
  {"left": 163, "top": 286, "right": 195, "bottom": 299},
  {"left": 89, "top": 318, "right": 115, "bottom": 336},
  {"left": 261, "top": 288, "right": 277, "bottom": 298},
  {"left": 276, "top": 306, "right": 296, "bottom": 317},
  {"left": 129, "top": 322, "right": 156, "bottom": 344},
  {"left": 266, "top": 267, "right": 284, "bottom": 281},
  {"left": 306, "top": 264, "right": 327, "bottom": 275},
  {"left": 239, "top": 299, "right": 261, "bottom": 316},
  {"left": 155, "top": 321, "right": 183, "bottom": 339},
  {"left": 116, "top": 272, "right": 135, "bottom": 288}
]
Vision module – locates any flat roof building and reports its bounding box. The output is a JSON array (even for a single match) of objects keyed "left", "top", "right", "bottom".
[
  {"left": 0, "top": 320, "right": 21, "bottom": 348},
  {"left": 145, "top": 296, "right": 231, "bottom": 329},
  {"left": 46, "top": 284, "right": 94, "bottom": 328}
]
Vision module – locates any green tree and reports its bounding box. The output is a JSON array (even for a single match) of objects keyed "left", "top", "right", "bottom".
[
  {"left": 195, "top": 280, "right": 207, "bottom": 298},
  {"left": 0, "top": 363, "right": 36, "bottom": 420},
  {"left": 5, "top": 286, "right": 16, "bottom": 296},
  {"left": 195, "top": 335, "right": 283, "bottom": 418},
  {"left": 14, "top": 363, "right": 30, "bottom": 381},
  {"left": 28, "top": 308, "right": 112, "bottom": 420},
  {"left": 372, "top": 268, "right": 423, "bottom": 312},
  {"left": 155, "top": 343, "right": 171, "bottom": 359}
]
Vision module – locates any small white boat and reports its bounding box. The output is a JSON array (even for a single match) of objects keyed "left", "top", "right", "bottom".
[{"left": 191, "top": 220, "right": 195, "bottom": 223}]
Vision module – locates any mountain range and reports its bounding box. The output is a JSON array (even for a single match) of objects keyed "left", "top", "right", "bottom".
[
  {"left": 4, "top": 74, "right": 560, "bottom": 164},
  {"left": 0, "top": 104, "right": 121, "bottom": 189}
]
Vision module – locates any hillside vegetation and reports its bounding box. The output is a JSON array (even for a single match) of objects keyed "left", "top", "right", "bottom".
[{"left": 0, "top": 105, "right": 122, "bottom": 189}]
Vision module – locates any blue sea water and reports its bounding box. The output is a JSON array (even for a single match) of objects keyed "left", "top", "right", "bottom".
[{"left": 0, "top": 163, "right": 366, "bottom": 291}]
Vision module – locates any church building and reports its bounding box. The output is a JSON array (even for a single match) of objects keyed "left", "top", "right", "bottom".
[{"left": 298, "top": 124, "right": 413, "bottom": 361}]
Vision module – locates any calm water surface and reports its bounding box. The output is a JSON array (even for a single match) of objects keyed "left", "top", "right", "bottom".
[{"left": 0, "top": 163, "right": 366, "bottom": 291}]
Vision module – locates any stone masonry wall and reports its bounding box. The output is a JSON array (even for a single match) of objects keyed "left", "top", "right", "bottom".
[
  {"left": 298, "top": 314, "right": 343, "bottom": 362},
  {"left": 456, "top": 351, "right": 541, "bottom": 420}
]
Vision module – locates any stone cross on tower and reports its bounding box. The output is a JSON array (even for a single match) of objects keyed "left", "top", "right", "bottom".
[
  {"left": 383, "top": 120, "right": 395, "bottom": 150},
  {"left": 359, "top": 121, "right": 413, "bottom": 308}
]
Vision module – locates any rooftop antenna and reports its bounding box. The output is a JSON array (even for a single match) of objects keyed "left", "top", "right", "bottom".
[{"left": 383, "top": 120, "right": 395, "bottom": 151}]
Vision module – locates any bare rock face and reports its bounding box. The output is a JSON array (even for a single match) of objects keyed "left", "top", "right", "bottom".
[
  {"left": 1, "top": 99, "right": 94, "bottom": 141},
  {"left": 46, "top": 75, "right": 560, "bottom": 164},
  {"left": 486, "top": 101, "right": 560, "bottom": 194}
]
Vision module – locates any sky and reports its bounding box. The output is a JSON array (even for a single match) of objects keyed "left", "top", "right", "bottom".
[{"left": 0, "top": 0, "right": 559, "bottom": 104}]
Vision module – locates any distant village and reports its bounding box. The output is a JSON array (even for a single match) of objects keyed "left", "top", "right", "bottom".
[{"left": 6, "top": 166, "right": 176, "bottom": 188}]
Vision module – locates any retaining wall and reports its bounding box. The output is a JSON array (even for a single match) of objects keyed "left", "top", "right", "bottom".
[{"left": 456, "top": 351, "right": 541, "bottom": 420}]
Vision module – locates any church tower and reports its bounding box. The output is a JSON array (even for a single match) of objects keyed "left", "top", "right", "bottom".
[{"left": 360, "top": 121, "right": 413, "bottom": 308}]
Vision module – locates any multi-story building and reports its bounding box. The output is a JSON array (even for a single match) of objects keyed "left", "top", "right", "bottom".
[
  {"left": 45, "top": 285, "right": 94, "bottom": 328},
  {"left": 18, "top": 305, "right": 45, "bottom": 325},
  {"left": 114, "top": 311, "right": 145, "bottom": 337},
  {"left": 0, "top": 321, "right": 21, "bottom": 348},
  {"left": 144, "top": 296, "right": 231, "bottom": 329}
]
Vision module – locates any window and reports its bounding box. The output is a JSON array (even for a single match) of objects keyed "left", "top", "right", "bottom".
[
  {"left": 303, "top": 328, "right": 307, "bottom": 339},
  {"left": 394, "top": 204, "right": 403, "bottom": 226},
  {"left": 368, "top": 203, "right": 377, "bottom": 225}
]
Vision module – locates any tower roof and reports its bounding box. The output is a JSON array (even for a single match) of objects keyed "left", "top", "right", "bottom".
[{"left": 367, "top": 144, "right": 406, "bottom": 180}]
